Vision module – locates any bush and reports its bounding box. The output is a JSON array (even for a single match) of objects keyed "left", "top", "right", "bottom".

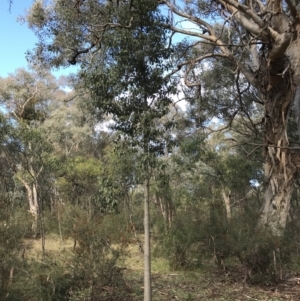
[
  {"left": 227, "top": 210, "right": 291, "bottom": 283},
  {"left": 0, "top": 210, "right": 25, "bottom": 300},
  {"left": 154, "top": 212, "right": 204, "bottom": 270},
  {"left": 3, "top": 207, "right": 132, "bottom": 300}
]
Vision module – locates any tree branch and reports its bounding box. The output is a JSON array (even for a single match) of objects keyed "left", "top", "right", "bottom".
[
  {"left": 68, "top": 43, "right": 95, "bottom": 65},
  {"left": 250, "top": 43, "right": 260, "bottom": 71},
  {"left": 236, "top": 61, "right": 258, "bottom": 87},
  {"left": 221, "top": 0, "right": 265, "bottom": 28},
  {"left": 164, "top": 53, "right": 230, "bottom": 79},
  {"left": 162, "top": 0, "right": 214, "bottom": 34},
  {"left": 217, "top": 0, "right": 269, "bottom": 41},
  {"left": 268, "top": 28, "right": 293, "bottom": 61}
]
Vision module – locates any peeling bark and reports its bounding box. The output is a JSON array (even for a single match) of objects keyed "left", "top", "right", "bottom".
[
  {"left": 256, "top": 16, "right": 300, "bottom": 237},
  {"left": 258, "top": 57, "right": 297, "bottom": 236},
  {"left": 294, "top": 86, "right": 300, "bottom": 139},
  {"left": 259, "top": 162, "right": 295, "bottom": 236}
]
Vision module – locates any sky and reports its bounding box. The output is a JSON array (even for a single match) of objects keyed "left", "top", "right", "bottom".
[
  {"left": 0, "top": 1, "right": 198, "bottom": 79},
  {"left": 0, "top": 0, "right": 74, "bottom": 78},
  {"left": 0, "top": 0, "right": 196, "bottom": 113}
]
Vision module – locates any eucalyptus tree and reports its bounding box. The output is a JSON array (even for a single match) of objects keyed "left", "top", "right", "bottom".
[
  {"left": 42, "top": 86, "right": 98, "bottom": 157},
  {"left": 26, "top": 0, "right": 300, "bottom": 237},
  {"left": 79, "top": 7, "right": 176, "bottom": 301},
  {"left": 0, "top": 69, "right": 59, "bottom": 237},
  {"left": 161, "top": 0, "right": 300, "bottom": 238}
]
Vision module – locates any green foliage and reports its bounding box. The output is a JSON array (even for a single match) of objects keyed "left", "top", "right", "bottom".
[
  {"left": 6, "top": 258, "right": 73, "bottom": 301},
  {"left": 9, "top": 0, "right": 300, "bottom": 292},
  {"left": 91, "top": 144, "right": 137, "bottom": 213},
  {"left": 207, "top": 198, "right": 293, "bottom": 283},
  {"left": 64, "top": 210, "right": 130, "bottom": 300},
  {"left": 2, "top": 207, "right": 131, "bottom": 300},
  {"left": 0, "top": 211, "right": 25, "bottom": 299},
  {"left": 78, "top": 2, "right": 177, "bottom": 162},
  {"left": 56, "top": 156, "right": 102, "bottom": 204},
  {"left": 154, "top": 212, "right": 204, "bottom": 270}
]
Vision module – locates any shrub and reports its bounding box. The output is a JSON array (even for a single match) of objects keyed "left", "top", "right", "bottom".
[
  {"left": 4, "top": 208, "right": 132, "bottom": 300},
  {"left": 154, "top": 212, "right": 204, "bottom": 270}
]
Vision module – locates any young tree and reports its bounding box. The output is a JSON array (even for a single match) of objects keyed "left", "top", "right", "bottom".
[{"left": 77, "top": 3, "right": 176, "bottom": 298}]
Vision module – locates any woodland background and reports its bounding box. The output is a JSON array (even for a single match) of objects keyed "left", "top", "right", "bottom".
[{"left": 1, "top": 0, "right": 300, "bottom": 300}]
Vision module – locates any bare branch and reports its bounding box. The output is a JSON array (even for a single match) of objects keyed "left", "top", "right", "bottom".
[
  {"left": 163, "top": 0, "right": 214, "bottom": 34},
  {"left": 8, "top": 0, "right": 13, "bottom": 13},
  {"left": 163, "top": 0, "right": 233, "bottom": 56},
  {"left": 250, "top": 43, "right": 260, "bottom": 71},
  {"left": 231, "top": 141, "right": 300, "bottom": 150},
  {"left": 164, "top": 53, "right": 230, "bottom": 79},
  {"left": 166, "top": 24, "right": 214, "bottom": 42},
  {"left": 268, "top": 28, "right": 293, "bottom": 61},
  {"left": 217, "top": 0, "right": 269, "bottom": 41},
  {"left": 236, "top": 61, "right": 258, "bottom": 87},
  {"left": 220, "top": 0, "right": 265, "bottom": 28},
  {"left": 68, "top": 43, "right": 95, "bottom": 65},
  {"left": 22, "top": 84, "right": 38, "bottom": 112}
]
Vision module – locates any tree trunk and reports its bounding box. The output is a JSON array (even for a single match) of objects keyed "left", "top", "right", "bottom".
[
  {"left": 258, "top": 57, "right": 297, "bottom": 236},
  {"left": 222, "top": 189, "right": 231, "bottom": 221},
  {"left": 144, "top": 175, "right": 152, "bottom": 301},
  {"left": 16, "top": 175, "right": 40, "bottom": 237},
  {"left": 31, "top": 183, "right": 40, "bottom": 239},
  {"left": 156, "top": 193, "right": 174, "bottom": 228},
  {"left": 259, "top": 163, "right": 295, "bottom": 236}
]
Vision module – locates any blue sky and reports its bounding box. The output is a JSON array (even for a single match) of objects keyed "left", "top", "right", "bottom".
[
  {"left": 0, "top": 1, "right": 193, "bottom": 79},
  {"left": 0, "top": 0, "right": 75, "bottom": 78}
]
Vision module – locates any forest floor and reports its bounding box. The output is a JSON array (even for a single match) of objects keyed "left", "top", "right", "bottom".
[
  {"left": 25, "top": 235, "right": 300, "bottom": 301},
  {"left": 122, "top": 243, "right": 300, "bottom": 301}
]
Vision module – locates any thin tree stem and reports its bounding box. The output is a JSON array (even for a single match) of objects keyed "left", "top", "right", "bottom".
[{"left": 144, "top": 174, "right": 152, "bottom": 301}]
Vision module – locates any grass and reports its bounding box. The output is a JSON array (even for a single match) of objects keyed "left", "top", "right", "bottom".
[
  {"left": 124, "top": 243, "right": 170, "bottom": 273},
  {"left": 23, "top": 232, "right": 74, "bottom": 260},
  {"left": 24, "top": 234, "right": 300, "bottom": 301}
]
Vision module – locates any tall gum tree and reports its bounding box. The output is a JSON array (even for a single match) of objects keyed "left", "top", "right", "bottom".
[
  {"left": 0, "top": 69, "right": 59, "bottom": 237},
  {"left": 25, "top": 0, "right": 300, "bottom": 237}
]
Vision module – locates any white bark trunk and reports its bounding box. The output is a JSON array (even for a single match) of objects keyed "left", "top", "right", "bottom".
[
  {"left": 16, "top": 175, "right": 39, "bottom": 237},
  {"left": 144, "top": 176, "right": 152, "bottom": 301},
  {"left": 157, "top": 193, "right": 174, "bottom": 228},
  {"left": 222, "top": 190, "right": 231, "bottom": 221}
]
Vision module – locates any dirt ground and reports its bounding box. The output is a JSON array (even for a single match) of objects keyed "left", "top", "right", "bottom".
[{"left": 25, "top": 235, "right": 300, "bottom": 301}]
